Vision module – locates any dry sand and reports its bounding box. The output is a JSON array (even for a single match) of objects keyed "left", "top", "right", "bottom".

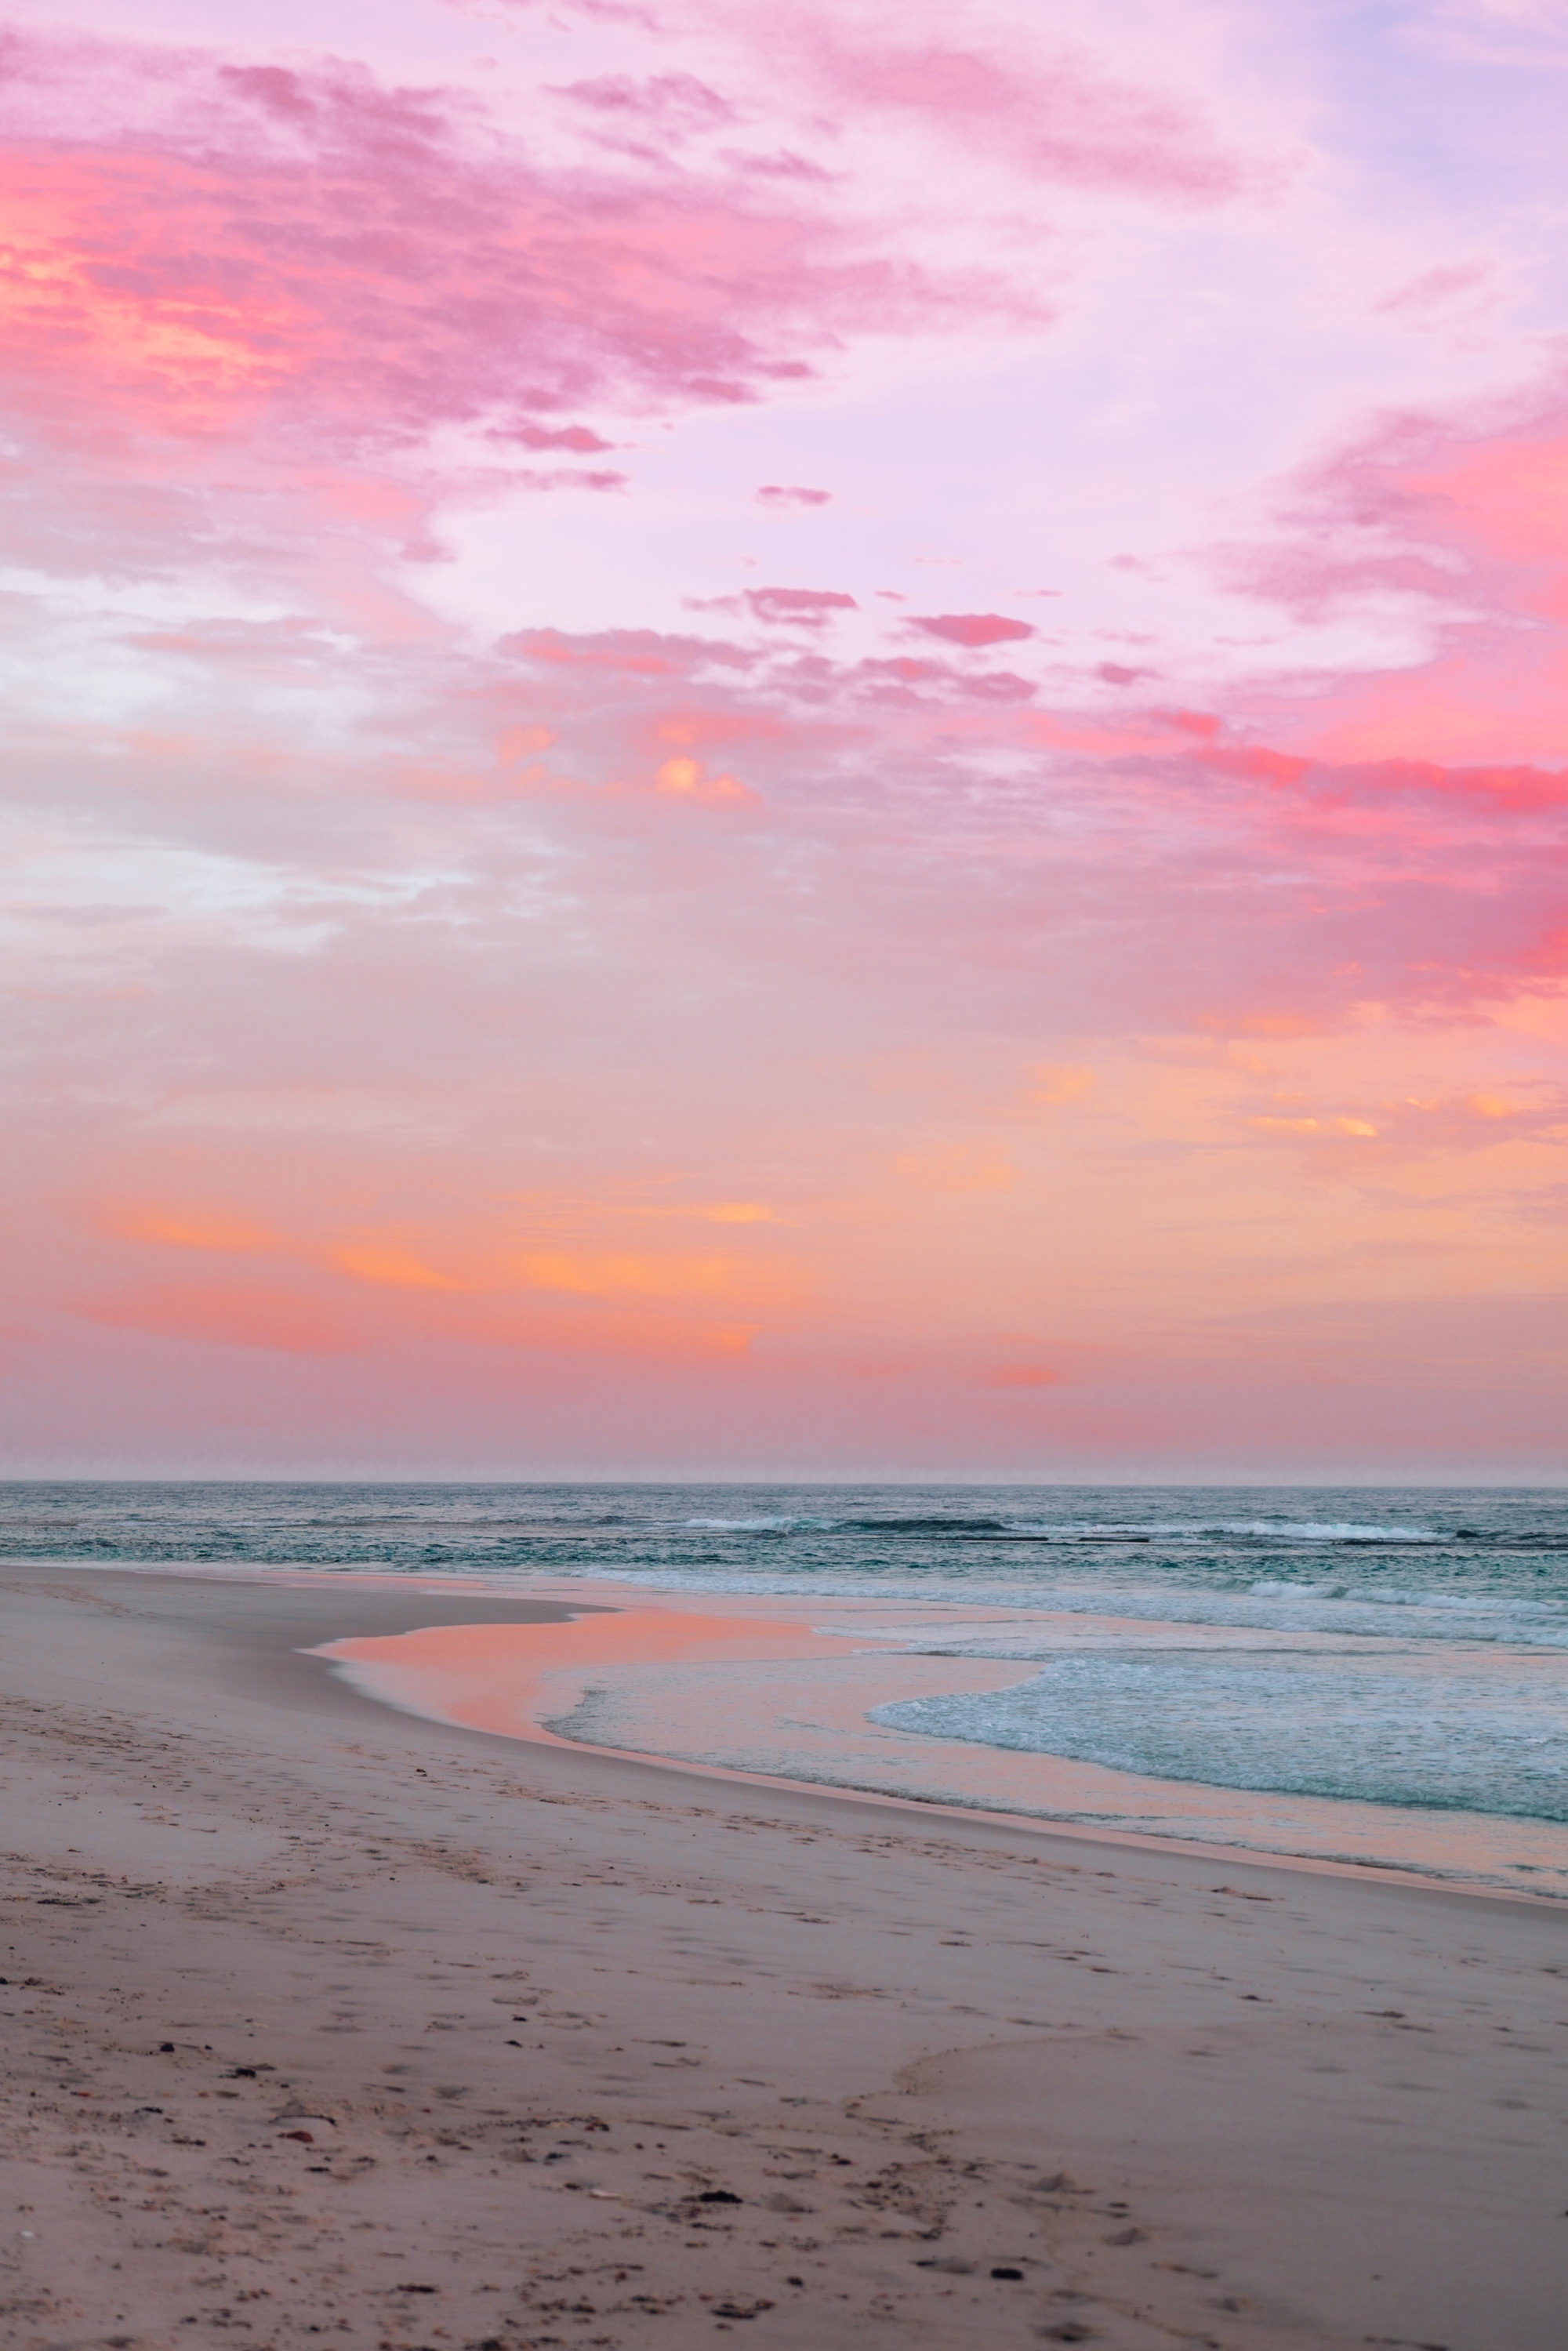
[{"left": 1, "top": 1563, "right": 1565, "bottom": 2351}]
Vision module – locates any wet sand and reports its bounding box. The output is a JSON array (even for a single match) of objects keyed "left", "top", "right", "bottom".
[
  {"left": 317, "top": 1586, "right": 1568, "bottom": 1892},
  {"left": 2, "top": 1561, "right": 1566, "bottom": 2351}
]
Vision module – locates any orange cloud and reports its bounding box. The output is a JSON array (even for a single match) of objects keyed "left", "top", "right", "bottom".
[
  {"left": 1246, "top": 1114, "right": 1378, "bottom": 1137},
  {"left": 655, "top": 755, "right": 755, "bottom": 804},
  {"left": 1199, "top": 1010, "right": 1324, "bottom": 1039},
  {"left": 498, "top": 724, "right": 556, "bottom": 764},
  {"left": 0, "top": 158, "right": 310, "bottom": 430},
  {"left": 81, "top": 1281, "right": 353, "bottom": 1354},
  {"left": 894, "top": 1144, "right": 1016, "bottom": 1193},
  {"left": 1026, "top": 1063, "right": 1094, "bottom": 1107},
  {"left": 111, "top": 1206, "right": 280, "bottom": 1253},
  {"left": 510, "top": 1250, "right": 792, "bottom": 1306},
  {"left": 456, "top": 1304, "right": 759, "bottom": 1365},
  {"left": 330, "top": 1244, "right": 465, "bottom": 1290}
]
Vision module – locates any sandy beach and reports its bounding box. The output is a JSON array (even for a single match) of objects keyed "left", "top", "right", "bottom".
[{"left": 2, "top": 1564, "right": 1566, "bottom": 2351}]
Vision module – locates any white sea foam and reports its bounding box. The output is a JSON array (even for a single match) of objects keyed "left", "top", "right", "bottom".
[
  {"left": 681, "top": 1515, "right": 811, "bottom": 1531},
  {"left": 873, "top": 1650, "right": 1568, "bottom": 1823},
  {"left": 604, "top": 1562, "right": 1568, "bottom": 1649},
  {"left": 1007, "top": 1520, "right": 1443, "bottom": 1542}
]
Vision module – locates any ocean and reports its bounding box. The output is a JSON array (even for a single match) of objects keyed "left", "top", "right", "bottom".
[{"left": 7, "top": 1481, "right": 1567, "bottom": 1885}]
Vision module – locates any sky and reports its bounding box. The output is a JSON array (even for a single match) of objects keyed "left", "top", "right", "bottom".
[{"left": 2, "top": 0, "right": 1566, "bottom": 1479}]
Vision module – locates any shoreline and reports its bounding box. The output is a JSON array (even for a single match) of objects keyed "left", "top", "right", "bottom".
[
  {"left": 5, "top": 1553, "right": 1483, "bottom": 1895},
  {"left": 3, "top": 1559, "right": 1566, "bottom": 2350},
  {"left": 31, "top": 1555, "right": 1561, "bottom": 1905},
  {"left": 321, "top": 1595, "right": 1568, "bottom": 1908}
]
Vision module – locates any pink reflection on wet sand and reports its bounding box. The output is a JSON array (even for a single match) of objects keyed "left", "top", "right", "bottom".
[{"left": 318, "top": 1604, "right": 877, "bottom": 1743}]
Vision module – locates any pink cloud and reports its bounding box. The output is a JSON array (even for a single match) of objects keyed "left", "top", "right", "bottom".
[
  {"left": 913, "top": 613, "right": 1035, "bottom": 647},
  {"left": 804, "top": 35, "right": 1255, "bottom": 201},
  {"left": 746, "top": 586, "right": 858, "bottom": 625},
  {"left": 1374, "top": 261, "right": 1494, "bottom": 317},
  {"left": 82, "top": 1281, "right": 357, "bottom": 1356},
  {"left": 510, "top": 469, "right": 630, "bottom": 493},
  {"left": 757, "top": 484, "right": 833, "bottom": 506},
  {"left": 0, "top": 30, "right": 1023, "bottom": 475},
  {"left": 499, "top": 627, "right": 759, "bottom": 683},
  {"left": 727, "top": 151, "right": 837, "bottom": 183},
  {"left": 1213, "top": 377, "right": 1568, "bottom": 767},
  {"left": 551, "top": 72, "right": 738, "bottom": 134},
  {"left": 1218, "top": 376, "right": 1568, "bottom": 629},
  {"left": 490, "top": 423, "right": 618, "bottom": 452}
]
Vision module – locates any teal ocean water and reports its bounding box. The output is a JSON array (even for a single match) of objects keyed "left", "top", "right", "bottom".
[{"left": 5, "top": 1481, "right": 1566, "bottom": 1830}]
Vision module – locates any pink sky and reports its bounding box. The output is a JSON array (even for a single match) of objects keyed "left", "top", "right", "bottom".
[{"left": 3, "top": 0, "right": 1566, "bottom": 1478}]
